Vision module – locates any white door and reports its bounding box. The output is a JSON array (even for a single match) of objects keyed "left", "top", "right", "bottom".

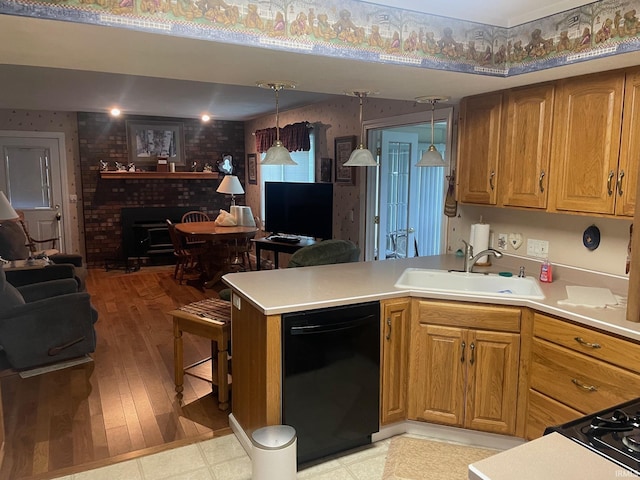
[
  {"left": 0, "top": 133, "right": 69, "bottom": 252},
  {"left": 378, "top": 131, "right": 419, "bottom": 259}
]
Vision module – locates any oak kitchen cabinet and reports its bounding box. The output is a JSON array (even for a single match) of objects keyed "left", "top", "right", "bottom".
[
  {"left": 457, "top": 92, "right": 503, "bottom": 205},
  {"left": 526, "top": 312, "right": 640, "bottom": 439},
  {"left": 500, "top": 83, "right": 555, "bottom": 209},
  {"left": 616, "top": 67, "right": 640, "bottom": 216},
  {"left": 407, "top": 299, "right": 521, "bottom": 435},
  {"left": 551, "top": 70, "right": 625, "bottom": 215},
  {"left": 380, "top": 298, "right": 411, "bottom": 425}
]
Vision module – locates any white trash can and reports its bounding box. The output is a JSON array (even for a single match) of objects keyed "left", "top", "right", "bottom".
[{"left": 251, "top": 425, "right": 297, "bottom": 480}]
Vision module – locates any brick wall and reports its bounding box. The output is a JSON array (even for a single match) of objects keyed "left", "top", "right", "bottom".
[{"left": 78, "top": 112, "right": 245, "bottom": 267}]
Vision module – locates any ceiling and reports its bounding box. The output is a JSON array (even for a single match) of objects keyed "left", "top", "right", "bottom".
[{"left": 1, "top": 1, "right": 638, "bottom": 121}]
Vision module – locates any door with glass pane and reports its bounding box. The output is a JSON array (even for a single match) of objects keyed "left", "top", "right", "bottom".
[
  {"left": 0, "top": 136, "right": 66, "bottom": 251},
  {"left": 379, "top": 131, "right": 419, "bottom": 259}
]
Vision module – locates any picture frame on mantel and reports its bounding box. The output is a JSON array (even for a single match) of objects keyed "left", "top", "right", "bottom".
[
  {"left": 247, "top": 153, "right": 257, "bottom": 185},
  {"left": 334, "top": 136, "right": 356, "bottom": 185},
  {"left": 126, "top": 120, "right": 186, "bottom": 166}
]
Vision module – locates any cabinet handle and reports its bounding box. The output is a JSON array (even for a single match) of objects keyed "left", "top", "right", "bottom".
[
  {"left": 574, "top": 336, "right": 601, "bottom": 349},
  {"left": 571, "top": 378, "right": 598, "bottom": 392},
  {"left": 489, "top": 171, "right": 495, "bottom": 191},
  {"left": 607, "top": 170, "right": 615, "bottom": 196},
  {"left": 385, "top": 318, "right": 392, "bottom": 341},
  {"left": 617, "top": 170, "right": 625, "bottom": 196},
  {"left": 469, "top": 342, "right": 475, "bottom": 365},
  {"left": 539, "top": 171, "right": 545, "bottom": 193},
  {"left": 460, "top": 341, "right": 466, "bottom": 363}
]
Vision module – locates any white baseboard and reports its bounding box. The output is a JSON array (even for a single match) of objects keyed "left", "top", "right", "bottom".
[{"left": 229, "top": 413, "right": 253, "bottom": 457}]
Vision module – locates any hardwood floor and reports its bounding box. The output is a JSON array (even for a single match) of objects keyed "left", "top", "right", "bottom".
[{"left": 0, "top": 266, "right": 234, "bottom": 480}]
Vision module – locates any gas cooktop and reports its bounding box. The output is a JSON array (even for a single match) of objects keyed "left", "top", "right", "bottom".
[{"left": 545, "top": 398, "right": 640, "bottom": 476}]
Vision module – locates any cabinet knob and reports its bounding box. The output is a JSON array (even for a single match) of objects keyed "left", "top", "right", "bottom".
[
  {"left": 489, "top": 171, "right": 495, "bottom": 191},
  {"left": 539, "top": 171, "right": 545, "bottom": 193},
  {"left": 571, "top": 378, "right": 598, "bottom": 392},
  {"left": 385, "top": 317, "right": 392, "bottom": 341},
  {"left": 469, "top": 342, "right": 475, "bottom": 365},
  {"left": 607, "top": 170, "right": 615, "bottom": 196},
  {"left": 574, "top": 336, "right": 601, "bottom": 349},
  {"left": 460, "top": 341, "right": 466, "bottom": 363}
]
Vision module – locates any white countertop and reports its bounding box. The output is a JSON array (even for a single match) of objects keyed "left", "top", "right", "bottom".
[
  {"left": 222, "top": 254, "right": 640, "bottom": 342},
  {"left": 468, "top": 432, "right": 625, "bottom": 479}
]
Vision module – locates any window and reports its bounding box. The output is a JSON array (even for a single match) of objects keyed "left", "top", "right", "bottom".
[{"left": 259, "top": 132, "right": 315, "bottom": 220}]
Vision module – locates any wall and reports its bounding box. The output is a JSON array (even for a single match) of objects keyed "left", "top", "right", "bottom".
[
  {"left": 448, "top": 205, "right": 632, "bottom": 276},
  {"left": 78, "top": 112, "right": 245, "bottom": 266},
  {"left": 0, "top": 109, "right": 84, "bottom": 255},
  {"left": 243, "top": 95, "right": 434, "bottom": 245}
]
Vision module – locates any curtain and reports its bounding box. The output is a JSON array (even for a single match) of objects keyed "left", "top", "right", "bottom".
[{"left": 255, "top": 122, "right": 310, "bottom": 153}]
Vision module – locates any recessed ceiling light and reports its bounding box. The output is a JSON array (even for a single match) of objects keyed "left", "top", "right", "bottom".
[
  {"left": 201, "top": 114, "right": 211, "bottom": 122},
  {"left": 110, "top": 108, "right": 121, "bottom": 117}
]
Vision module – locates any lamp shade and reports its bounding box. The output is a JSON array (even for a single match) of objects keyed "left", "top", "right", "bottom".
[
  {"left": 261, "top": 141, "right": 297, "bottom": 166},
  {"left": 416, "top": 145, "right": 446, "bottom": 167},
  {"left": 216, "top": 175, "right": 245, "bottom": 195},
  {"left": 0, "top": 192, "right": 18, "bottom": 220},
  {"left": 344, "top": 145, "right": 377, "bottom": 166}
]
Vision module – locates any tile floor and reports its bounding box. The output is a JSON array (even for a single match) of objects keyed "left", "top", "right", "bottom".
[{"left": 52, "top": 433, "right": 395, "bottom": 480}]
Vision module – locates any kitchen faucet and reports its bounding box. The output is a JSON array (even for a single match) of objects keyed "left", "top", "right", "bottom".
[{"left": 460, "top": 239, "right": 503, "bottom": 273}]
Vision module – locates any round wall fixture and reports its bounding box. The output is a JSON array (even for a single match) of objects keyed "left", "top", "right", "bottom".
[{"left": 583, "top": 225, "right": 601, "bottom": 250}]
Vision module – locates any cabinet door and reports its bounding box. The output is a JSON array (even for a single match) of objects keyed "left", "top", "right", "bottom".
[
  {"left": 465, "top": 329, "right": 520, "bottom": 435},
  {"left": 408, "top": 323, "right": 465, "bottom": 426},
  {"left": 457, "top": 93, "right": 503, "bottom": 205},
  {"left": 380, "top": 298, "right": 411, "bottom": 425},
  {"left": 552, "top": 71, "right": 624, "bottom": 214},
  {"left": 500, "top": 84, "right": 554, "bottom": 209},
  {"left": 617, "top": 67, "right": 640, "bottom": 216}
]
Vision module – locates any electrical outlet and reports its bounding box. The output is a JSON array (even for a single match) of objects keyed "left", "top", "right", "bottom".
[{"left": 527, "top": 239, "right": 550, "bottom": 258}]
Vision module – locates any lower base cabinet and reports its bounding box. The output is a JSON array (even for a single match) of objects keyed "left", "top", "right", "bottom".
[{"left": 407, "top": 300, "right": 521, "bottom": 436}]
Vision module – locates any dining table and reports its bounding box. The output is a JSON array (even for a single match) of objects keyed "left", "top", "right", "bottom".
[{"left": 174, "top": 221, "right": 258, "bottom": 289}]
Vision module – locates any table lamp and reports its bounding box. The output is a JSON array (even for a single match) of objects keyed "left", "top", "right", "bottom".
[
  {"left": 216, "top": 175, "right": 244, "bottom": 206},
  {"left": 0, "top": 191, "right": 18, "bottom": 223}
]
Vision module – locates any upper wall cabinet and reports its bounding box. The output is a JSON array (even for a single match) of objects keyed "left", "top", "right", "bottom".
[
  {"left": 500, "top": 84, "right": 555, "bottom": 210},
  {"left": 617, "top": 67, "right": 640, "bottom": 217},
  {"left": 457, "top": 93, "right": 503, "bottom": 205},
  {"left": 551, "top": 71, "right": 625, "bottom": 215}
]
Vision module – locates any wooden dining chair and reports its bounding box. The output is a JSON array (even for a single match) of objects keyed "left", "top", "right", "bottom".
[
  {"left": 229, "top": 230, "right": 257, "bottom": 271},
  {"left": 180, "top": 211, "right": 210, "bottom": 248},
  {"left": 166, "top": 219, "right": 205, "bottom": 284}
]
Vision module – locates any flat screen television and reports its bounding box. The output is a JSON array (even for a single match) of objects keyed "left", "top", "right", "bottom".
[{"left": 265, "top": 182, "right": 333, "bottom": 239}]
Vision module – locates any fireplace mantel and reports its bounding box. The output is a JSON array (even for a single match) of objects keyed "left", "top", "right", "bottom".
[{"left": 100, "top": 171, "right": 219, "bottom": 180}]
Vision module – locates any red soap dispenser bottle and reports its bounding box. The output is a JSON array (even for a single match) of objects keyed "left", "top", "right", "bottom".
[{"left": 539, "top": 259, "right": 553, "bottom": 283}]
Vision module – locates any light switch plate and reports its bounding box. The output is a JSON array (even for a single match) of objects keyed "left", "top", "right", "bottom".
[{"left": 508, "top": 233, "right": 523, "bottom": 250}]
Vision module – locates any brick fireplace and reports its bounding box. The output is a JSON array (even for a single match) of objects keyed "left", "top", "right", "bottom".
[{"left": 78, "top": 112, "right": 246, "bottom": 267}]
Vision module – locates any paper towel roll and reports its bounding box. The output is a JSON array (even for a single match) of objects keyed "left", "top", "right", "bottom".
[
  {"left": 470, "top": 223, "right": 491, "bottom": 265},
  {"left": 231, "top": 205, "right": 256, "bottom": 227}
]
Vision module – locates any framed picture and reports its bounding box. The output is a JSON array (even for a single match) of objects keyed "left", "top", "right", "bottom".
[
  {"left": 320, "top": 157, "right": 332, "bottom": 183},
  {"left": 126, "top": 120, "right": 185, "bottom": 166},
  {"left": 334, "top": 136, "right": 356, "bottom": 185},
  {"left": 247, "top": 153, "right": 257, "bottom": 185}
]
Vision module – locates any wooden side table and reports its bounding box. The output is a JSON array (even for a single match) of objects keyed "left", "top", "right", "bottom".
[{"left": 170, "top": 299, "right": 231, "bottom": 410}]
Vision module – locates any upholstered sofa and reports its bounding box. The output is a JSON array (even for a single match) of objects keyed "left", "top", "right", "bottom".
[
  {"left": 0, "top": 268, "right": 98, "bottom": 370},
  {"left": 287, "top": 239, "right": 361, "bottom": 268}
]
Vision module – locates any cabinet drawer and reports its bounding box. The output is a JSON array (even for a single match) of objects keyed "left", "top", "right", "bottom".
[
  {"left": 415, "top": 300, "right": 520, "bottom": 332},
  {"left": 530, "top": 338, "right": 640, "bottom": 413},
  {"left": 534, "top": 313, "right": 640, "bottom": 373},
  {"left": 526, "top": 389, "right": 583, "bottom": 440}
]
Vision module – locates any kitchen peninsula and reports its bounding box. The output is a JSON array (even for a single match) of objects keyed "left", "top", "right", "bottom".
[{"left": 222, "top": 253, "right": 638, "bottom": 473}]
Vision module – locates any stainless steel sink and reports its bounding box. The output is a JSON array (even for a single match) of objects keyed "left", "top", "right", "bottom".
[{"left": 394, "top": 268, "right": 545, "bottom": 300}]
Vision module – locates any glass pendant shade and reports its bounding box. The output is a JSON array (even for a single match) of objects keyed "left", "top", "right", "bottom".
[
  {"left": 345, "top": 144, "right": 376, "bottom": 166},
  {"left": 259, "top": 82, "right": 297, "bottom": 166},
  {"left": 0, "top": 191, "right": 18, "bottom": 220},
  {"left": 415, "top": 96, "right": 449, "bottom": 167},
  {"left": 261, "top": 140, "right": 298, "bottom": 165}
]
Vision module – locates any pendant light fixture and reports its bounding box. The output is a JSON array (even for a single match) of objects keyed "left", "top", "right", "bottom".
[
  {"left": 415, "top": 96, "right": 449, "bottom": 167},
  {"left": 258, "top": 81, "right": 297, "bottom": 165},
  {"left": 344, "top": 91, "right": 378, "bottom": 167}
]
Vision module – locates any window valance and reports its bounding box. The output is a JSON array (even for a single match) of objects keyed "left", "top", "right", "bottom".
[{"left": 255, "top": 122, "right": 310, "bottom": 153}]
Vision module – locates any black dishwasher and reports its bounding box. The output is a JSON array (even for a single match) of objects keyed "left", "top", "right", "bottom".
[{"left": 282, "top": 301, "right": 380, "bottom": 465}]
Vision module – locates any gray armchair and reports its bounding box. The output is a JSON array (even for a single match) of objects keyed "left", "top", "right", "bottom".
[
  {"left": 287, "top": 239, "right": 361, "bottom": 268},
  {"left": 0, "top": 268, "right": 98, "bottom": 370}
]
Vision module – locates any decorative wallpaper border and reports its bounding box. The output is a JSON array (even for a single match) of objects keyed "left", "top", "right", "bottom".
[{"left": 2, "top": 0, "right": 640, "bottom": 77}]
